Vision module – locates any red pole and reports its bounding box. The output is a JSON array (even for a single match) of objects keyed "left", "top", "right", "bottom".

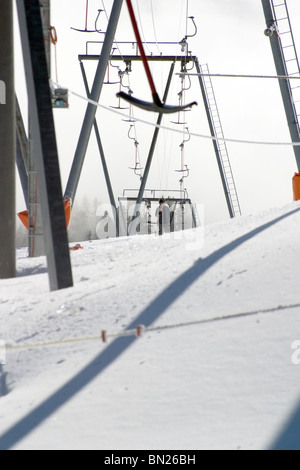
[
  {"left": 125, "top": 0, "right": 160, "bottom": 103},
  {"left": 85, "top": 0, "right": 89, "bottom": 31}
]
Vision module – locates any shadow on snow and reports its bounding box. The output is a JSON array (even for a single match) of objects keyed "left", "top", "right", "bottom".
[{"left": 1, "top": 207, "right": 299, "bottom": 450}]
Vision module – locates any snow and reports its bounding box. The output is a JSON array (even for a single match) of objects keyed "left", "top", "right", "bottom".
[{"left": 1, "top": 203, "right": 300, "bottom": 450}]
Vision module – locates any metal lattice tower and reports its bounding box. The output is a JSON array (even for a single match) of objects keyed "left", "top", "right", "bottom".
[
  {"left": 262, "top": 0, "right": 300, "bottom": 170},
  {"left": 271, "top": 0, "right": 300, "bottom": 135},
  {"left": 196, "top": 62, "right": 242, "bottom": 218}
]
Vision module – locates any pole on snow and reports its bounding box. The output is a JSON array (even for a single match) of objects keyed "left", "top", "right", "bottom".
[
  {"left": 0, "top": 0, "right": 16, "bottom": 279},
  {"left": 17, "top": 0, "right": 73, "bottom": 291}
]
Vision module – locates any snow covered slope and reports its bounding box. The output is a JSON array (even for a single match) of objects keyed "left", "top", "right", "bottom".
[{"left": 1, "top": 203, "right": 300, "bottom": 450}]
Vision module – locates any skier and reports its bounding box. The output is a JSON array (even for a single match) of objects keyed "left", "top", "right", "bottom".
[{"left": 156, "top": 199, "right": 170, "bottom": 236}]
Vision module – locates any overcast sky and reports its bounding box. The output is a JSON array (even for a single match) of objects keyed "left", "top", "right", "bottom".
[{"left": 14, "top": 0, "right": 300, "bottom": 224}]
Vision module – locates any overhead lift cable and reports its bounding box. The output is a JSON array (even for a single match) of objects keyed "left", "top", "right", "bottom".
[{"left": 53, "top": 80, "right": 300, "bottom": 147}]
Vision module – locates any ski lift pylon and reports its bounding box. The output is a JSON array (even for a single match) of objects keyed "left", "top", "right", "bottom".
[{"left": 117, "top": 0, "right": 197, "bottom": 114}]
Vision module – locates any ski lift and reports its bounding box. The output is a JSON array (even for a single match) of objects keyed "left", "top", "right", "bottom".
[
  {"left": 175, "top": 164, "right": 190, "bottom": 184},
  {"left": 176, "top": 127, "right": 191, "bottom": 167},
  {"left": 103, "top": 63, "right": 119, "bottom": 85},
  {"left": 171, "top": 73, "right": 192, "bottom": 125},
  {"left": 180, "top": 126, "right": 191, "bottom": 147},
  {"left": 94, "top": 8, "right": 104, "bottom": 33},
  {"left": 175, "top": 128, "right": 191, "bottom": 199},
  {"left": 122, "top": 93, "right": 136, "bottom": 123},
  {"left": 110, "top": 69, "right": 130, "bottom": 110},
  {"left": 181, "top": 53, "right": 196, "bottom": 73},
  {"left": 175, "top": 129, "right": 191, "bottom": 230},
  {"left": 118, "top": 189, "right": 197, "bottom": 236},
  {"left": 117, "top": 0, "right": 197, "bottom": 114},
  {"left": 179, "top": 16, "right": 197, "bottom": 50},
  {"left": 103, "top": 49, "right": 120, "bottom": 85},
  {"left": 128, "top": 125, "right": 143, "bottom": 180},
  {"left": 71, "top": 1, "right": 104, "bottom": 33},
  {"left": 179, "top": 16, "right": 197, "bottom": 74},
  {"left": 120, "top": 61, "right": 136, "bottom": 122}
]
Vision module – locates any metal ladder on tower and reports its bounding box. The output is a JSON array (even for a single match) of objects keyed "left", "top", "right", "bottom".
[
  {"left": 270, "top": 0, "right": 300, "bottom": 137},
  {"left": 196, "top": 62, "right": 242, "bottom": 218}
]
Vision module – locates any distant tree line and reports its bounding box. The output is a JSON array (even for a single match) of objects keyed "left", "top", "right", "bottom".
[{"left": 16, "top": 197, "right": 109, "bottom": 248}]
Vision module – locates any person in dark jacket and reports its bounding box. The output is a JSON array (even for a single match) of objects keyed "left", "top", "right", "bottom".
[{"left": 155, "top": 199, "right": 170, "bottom": 235}]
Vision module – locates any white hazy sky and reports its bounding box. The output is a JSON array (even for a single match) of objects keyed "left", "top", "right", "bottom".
[{"left": 14, "top": 0, "right": 300, "bottom": 224}]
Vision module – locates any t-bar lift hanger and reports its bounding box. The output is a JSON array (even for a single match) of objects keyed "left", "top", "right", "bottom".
[
  {"left": 71, "top": 1, "right": 103, "bottom": 33},
  {"left": 117, "top": 0, "right": 198, "bottom": 114}
]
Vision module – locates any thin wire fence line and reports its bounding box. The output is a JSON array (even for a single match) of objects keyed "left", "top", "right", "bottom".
[
  {"left": 52, "top": 81, "right": 300, "bottom": 147},
  {"left": 4, "top": 301, "right": 300, "bottom": 353}
]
